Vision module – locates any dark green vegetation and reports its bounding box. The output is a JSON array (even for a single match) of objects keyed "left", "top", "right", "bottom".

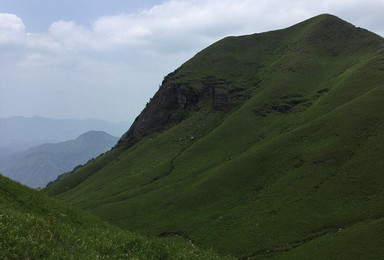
[
  {"left": 45, "top": 14, "right": 384, "bottom": 258},
  {"left": 0, "top": 174, "right": 226, "bottom": 259},
  {"left": 0, "top": 131, "right": 118, "bottom": 188}
]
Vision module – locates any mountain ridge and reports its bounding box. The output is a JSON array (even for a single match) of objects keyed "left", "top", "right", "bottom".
[
  {"left": 117, "top": 13, "right": 384, "bottom": 148},
  {"left": 45, "top": 14, "right": 384, "bottom": 258}
]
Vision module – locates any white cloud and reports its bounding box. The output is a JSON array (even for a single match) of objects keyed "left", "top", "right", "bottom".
[
  {"left": 26, "top": 33, "right": 62, "bottom": 52},
  {"left": 48, "top": 20, "right": 97, "bottom": 51},
  {"left": 0, "top": 0, "right": 383, "bottom": 121},
  {"left": 0, "top": 13, "right": 26, "bottom": 44},
  {"left": 3, "top": 0, "right": 383, "bottom": 60},
  {"left": 93, "top": 14, "right": 152, "bottom": 47}
]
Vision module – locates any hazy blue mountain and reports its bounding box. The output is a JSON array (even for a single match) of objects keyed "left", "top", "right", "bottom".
[
  {"left": 0, "top": 131, "right": 118, "bottom": 188},
  {"left": 0, "top": 116, "right": 131, "bottom": 157}
]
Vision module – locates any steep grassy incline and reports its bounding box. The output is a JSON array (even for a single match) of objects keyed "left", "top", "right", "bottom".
[
  {"left": 0, "top": 174, "right": 227, "bottom": 259},
  {"left": 44, "top": 14, "right": 384, "bottom": 258}
]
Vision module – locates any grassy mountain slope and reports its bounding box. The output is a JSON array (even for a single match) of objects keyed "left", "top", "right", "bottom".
[
  {"left": 0, "top": 174, "right": 226, "bottom": 259},
  {"left": 0, "top": 131, "right": 118, "bottom": 188},
  {"left": 44, "top": 14, "right": 384, "bottom": 258}
]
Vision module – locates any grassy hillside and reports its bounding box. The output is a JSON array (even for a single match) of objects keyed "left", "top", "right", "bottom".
[
  {"left": 0, "top": 174, "right": 227, "bottom": 259},
  {"left": 44, "top": 14, "right": 384, "bottom": 258}
]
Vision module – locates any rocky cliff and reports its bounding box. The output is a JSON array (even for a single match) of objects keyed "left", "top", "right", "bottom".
[{"left": 118, "top": 72, "right": 237, "bottom": 147}]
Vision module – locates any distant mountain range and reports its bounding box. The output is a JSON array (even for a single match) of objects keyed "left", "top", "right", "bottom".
[
  {"left": 0, "top": 131, "right": 118, "bottom": 188},
  {"left": 0, "top": 116, "right": 130, "bottom": 157}
]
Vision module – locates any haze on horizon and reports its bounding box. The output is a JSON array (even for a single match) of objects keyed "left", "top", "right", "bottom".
[{"left": 1, "top": 0, "right": 383, "bottom": 123}]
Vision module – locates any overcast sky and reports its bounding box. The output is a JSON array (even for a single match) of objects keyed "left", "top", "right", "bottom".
[{"left": 1, "top": 0, "right": 383, "bottom": 122}]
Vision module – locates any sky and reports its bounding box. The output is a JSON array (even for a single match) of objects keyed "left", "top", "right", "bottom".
[{"left": 1, "top": 0, "right": 383, "bottom": 123}]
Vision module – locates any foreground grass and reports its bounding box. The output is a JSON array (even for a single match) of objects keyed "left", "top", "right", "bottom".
[{"left": 0, "top": 175, "right": 228, "bottom": 259}]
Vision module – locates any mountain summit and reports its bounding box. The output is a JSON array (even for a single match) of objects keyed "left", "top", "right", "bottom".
[
  {"left": 45, "top": 14, "right": 384, "bottom": 258},
  {"left": 118, "top": 14, "right": 383, "bottom": 147}
]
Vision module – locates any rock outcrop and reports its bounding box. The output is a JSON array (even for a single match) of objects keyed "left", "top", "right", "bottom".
[
  {"left": 118, "top": 76, "right": 199, "bottom": 147},
  {"left": 118, "top": 74, "right": 234, "bottom": 147}
]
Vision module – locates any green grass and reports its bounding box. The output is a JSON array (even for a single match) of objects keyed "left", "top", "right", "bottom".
[
  {"left": 44, "top": 14, "right": 384, "bottom": 258},
  {"left": 0, "top": 174, "right": 229, "bottom": 259}
]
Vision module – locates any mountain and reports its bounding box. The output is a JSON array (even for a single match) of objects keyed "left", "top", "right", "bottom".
[
  {"left": 0, "top": 174, "right": 226, "bottom": 259},
  {"left": 0, "top": 116, "right": 131, "bottom": 157},
  {"left": 0, "top": 131, "right": 118, "bottom": 188},
  {"left": 44, "top": 14, "right": 384, "bottom": 258}
]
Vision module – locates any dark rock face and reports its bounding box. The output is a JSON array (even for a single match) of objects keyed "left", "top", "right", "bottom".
[
  {"left": 213, "top": 92, "right": 231, "bottom": 111},
  {"left": 118, "top": 74, "right": 235, "bottom": 147},
  {"left": 200, "top": 76, "right": 232, "bottom": 112},
  {"left": 118, "top": 78, "right": 199, "bottom": 147}
]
